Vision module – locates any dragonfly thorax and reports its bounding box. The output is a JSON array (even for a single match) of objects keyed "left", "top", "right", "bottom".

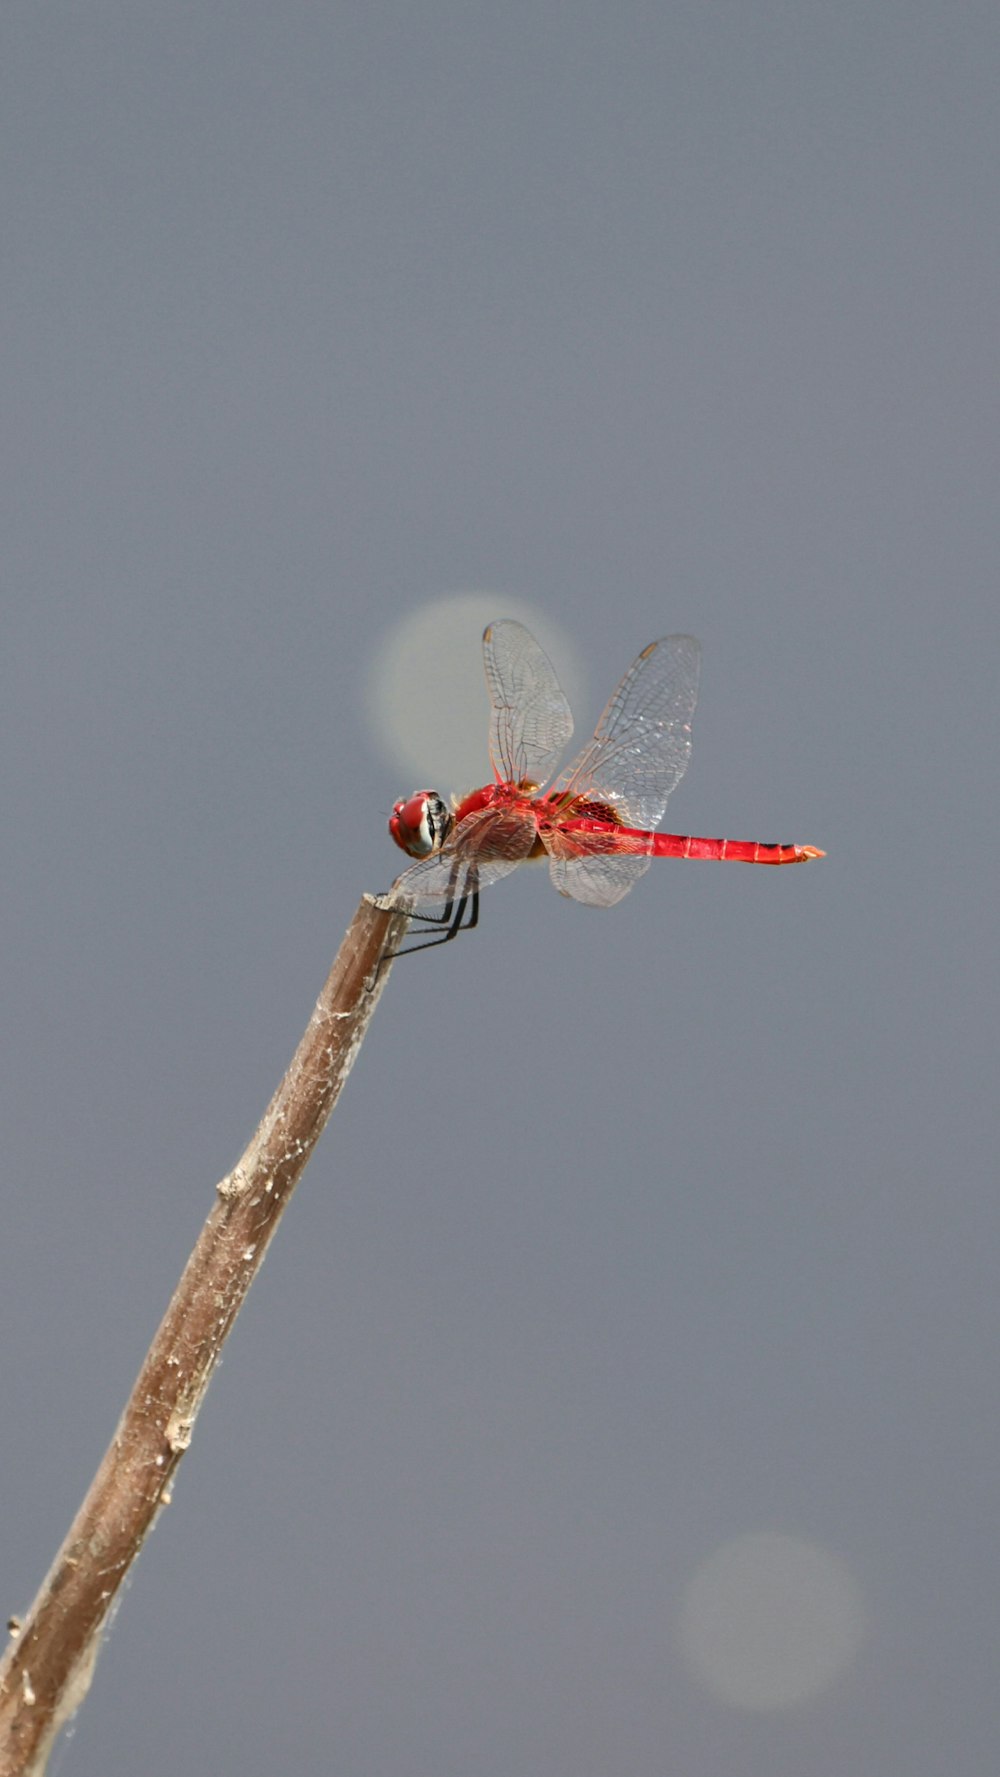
[{"left": 389, "top": 791, "right": 454, "bottom": 859}]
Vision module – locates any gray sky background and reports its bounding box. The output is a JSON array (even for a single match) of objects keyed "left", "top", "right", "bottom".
[{"left": 3, "top": 3, "right": 998, "bottom": 1772}]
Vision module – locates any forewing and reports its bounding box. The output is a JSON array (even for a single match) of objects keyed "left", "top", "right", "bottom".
[
  {"left": 543, "top": 822, "right": 653, "bottom": 907},
  {"left": 483, "top": 620, "right": 574, "bottom": 786},
  {"left": 388, "top": 804, "right": 537, "bottom": 908},
  {"left": 547, "top": 635, "right": 700, "bottom": 830}
]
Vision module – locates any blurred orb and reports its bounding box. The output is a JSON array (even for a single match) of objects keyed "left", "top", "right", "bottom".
[
  {"left": 367, "top": 594, "right": 584, "bottom": 789},
  {"left": 678, "top": 1532, "right": 866, "bottom": 1711}
]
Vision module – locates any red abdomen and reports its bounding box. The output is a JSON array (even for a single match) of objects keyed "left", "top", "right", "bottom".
[
  {"left": 650, "top": 831, "right": 821, "bottom": 864},
  {"left": 560, "top": 818, "right": 823, "bottom": 865}
]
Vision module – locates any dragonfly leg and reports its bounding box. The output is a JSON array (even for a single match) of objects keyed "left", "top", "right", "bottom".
[
  {"left": 391, "top": 879, "right": 479, "bottom": 957},
  {"left": 367, "top": 873, "right": 479, "bottom": 984}
]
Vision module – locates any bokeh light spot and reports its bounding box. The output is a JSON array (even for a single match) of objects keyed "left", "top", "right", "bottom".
[
  {"left": 367, "top": 595, "right": 583, "bottom": 789},
  {"left": 678, "top": 1532, "right": 866, "bottom": 1711}
]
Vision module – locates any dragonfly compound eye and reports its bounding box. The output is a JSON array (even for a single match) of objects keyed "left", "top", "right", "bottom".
[{"left": 389, "top": 791, "right": 452, "bottom": 858}]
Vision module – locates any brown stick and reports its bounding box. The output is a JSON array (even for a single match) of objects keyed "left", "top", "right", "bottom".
[{"left": 0, "top": 893, "right": 410, "bottom": 1777}]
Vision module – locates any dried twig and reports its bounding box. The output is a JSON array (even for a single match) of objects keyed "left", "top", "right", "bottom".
[{"left": 0, "top": 893, "right": 410, "bottom": 1777}]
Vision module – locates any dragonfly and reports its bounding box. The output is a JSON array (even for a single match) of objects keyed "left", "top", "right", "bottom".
[{"left": 387, "top": 620, "right": 822, "bottom": 953}]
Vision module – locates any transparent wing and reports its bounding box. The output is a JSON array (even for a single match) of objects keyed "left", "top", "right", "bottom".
[
  {"left": 388, "top": 804, "right": 537, "bottom": 908},
  {"left": 543, "top": 823, "right": 654, "bottom": 907},
  {"left": 547, "top": 635, "right": 701, "bottom": 831},
  {"left": 483, "top": 620, "right": 574, "bottom": 786}
]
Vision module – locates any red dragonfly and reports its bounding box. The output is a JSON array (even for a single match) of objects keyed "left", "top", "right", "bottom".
[{"left": 388, "top": 620, "right": 822, "bottom": 952}]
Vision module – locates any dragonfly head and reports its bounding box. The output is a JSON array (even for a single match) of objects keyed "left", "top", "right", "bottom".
[{"left": 389, "top": 791, "right": 454, "bottom": 859}]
